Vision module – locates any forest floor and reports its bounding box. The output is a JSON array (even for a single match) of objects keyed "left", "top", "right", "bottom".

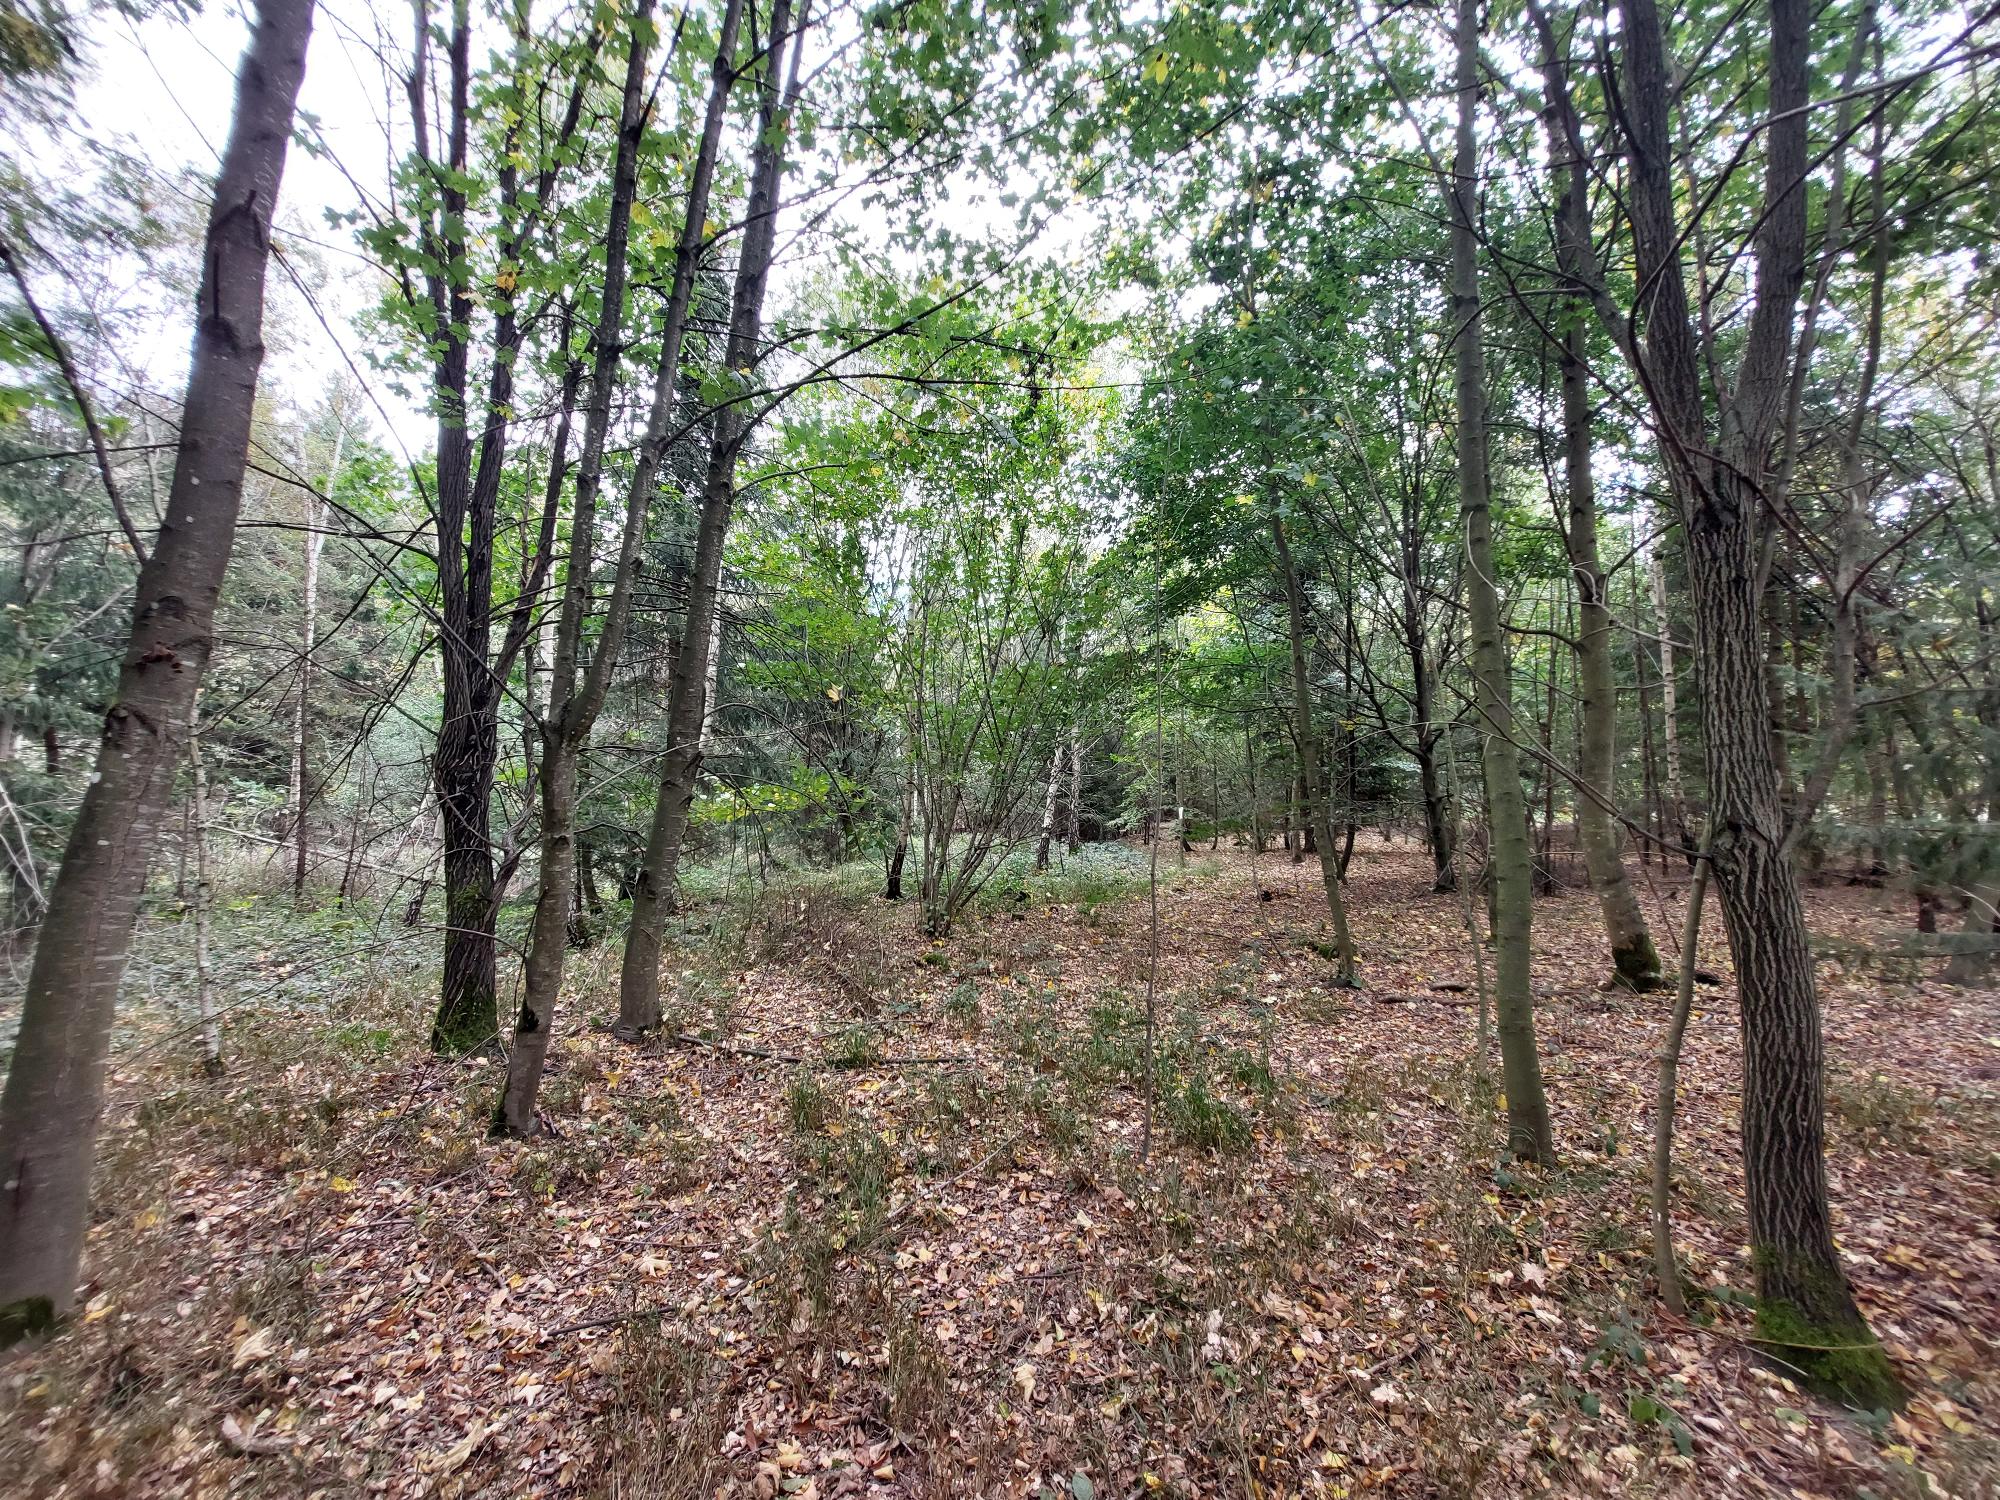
[{"left": 3, "top": 838, "right": 1998, "bottom": 1499}]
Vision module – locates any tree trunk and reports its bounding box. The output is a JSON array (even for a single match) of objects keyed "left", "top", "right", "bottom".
[
  {"left": 0, "top": 0, "right": 313, "bottom": 1341},
  {"left": 1614, "top": 0, "right": 1896, "bottom": 1400},
  {"left": 1035, "top": 741, "right": 1062, "bottom": 871},
  {"left": 1538, "top": 63, "right": 1662, "bottom": 986},
  {"left": 188, "top": 707, "right": 224, "bottom": 1078},
  {"left": 1269, "top": 506, "right": 1357, "bottom": 986},
  {"left": 1649, "top": 546, "right": 1693, "bottom": 859},
  {"left": 289, "top": 417, "right": 340, "bottom": 904},
  {"left": 618, "top": 0, "right": 801, "bottom": 1036},
  {"left": 1452, "top": 0, "right": 1551, "bottom": 1162},
  {"left": 498, "top": 0, "right": 734, "bottom": 1132},
  {"left": 1065, "top": 729, "right": 1083, "bottom": 853}
]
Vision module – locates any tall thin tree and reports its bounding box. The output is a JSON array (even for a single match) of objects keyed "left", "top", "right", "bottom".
[{"left": 0, "top": 0, "right": 316, "bottom": 1339}]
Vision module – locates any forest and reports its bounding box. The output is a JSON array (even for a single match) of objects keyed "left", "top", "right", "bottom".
[{"left": 0, "top": 0, "right": 1997, "bottom": 1492}]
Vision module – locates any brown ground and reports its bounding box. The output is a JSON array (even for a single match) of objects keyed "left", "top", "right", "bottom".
[{"left": 3, "top": 837, "right": 1997, "bottom": 1499}]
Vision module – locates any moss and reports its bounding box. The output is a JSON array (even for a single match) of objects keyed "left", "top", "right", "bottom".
[
  {"left": 1754, "top": 1297, "right": 1905, "bottom": 1410},
  {"left": 0, "top": 1295, "right": 57, "bottom": 1347},
  {"left": 1611, "top": 935, "right": 1667, "bottom": 992}
]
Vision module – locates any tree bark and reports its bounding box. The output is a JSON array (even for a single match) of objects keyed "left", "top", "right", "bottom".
[
  {"left": 497, "top": 0, "right": 739, "bottom": 1131},
  {"left": 188, "top": 706, "right": 224, "bottom": 1078},
  {"left": 1452, "top": 0, "right": 1552, "bottom": 1162},
  {"left": 0, "top": 0, "right": 313, "bottom": 1340},
  {"left": 1614, "top": 0, "right": 1897, "bottom": 1400},
  {"left": 1538, "top": 50, "right": 1662, "bottom": 986},
  {"left": 618, "top": 0, "right": 802, "bottom": 1035},
  {"left": 289, "top": 412, "right": 342, "bottom": 904},
  {"left": 1269, "top": 505, "right": 1357, "bottom": 986}
]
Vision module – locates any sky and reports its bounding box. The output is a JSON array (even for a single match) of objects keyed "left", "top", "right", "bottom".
[{"left": 75, "top": 0, "right": 431, "bottom": 456}]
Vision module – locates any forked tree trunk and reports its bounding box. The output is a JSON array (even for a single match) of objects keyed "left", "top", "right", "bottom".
[
  {"left": 1614, "top": 0, "right": 1897, "bottom": 1401},
  {"left": 618, "top": 0, "right": 802, "bottom": 1036},
  {"left": 499, "top": 0, "right": 746, "bottom": 1130},
  {"left": 1452, "top": 0, "right": 1551, "bottom": 1162},
  {"left": 0, "top": 0, "right": 314, "bottom": 1340},
  {"left": 1269, "top": 506, "right": 1357, "bottom": 986}
]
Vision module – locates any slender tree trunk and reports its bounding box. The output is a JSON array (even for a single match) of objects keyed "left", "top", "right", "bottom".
[
  {"left": 499, "top": 0, "right": 736, "bottom": 1130},
  {"left": 1065, "top": 728, "right": 1083, "bottom": 853},
  {"left": 1452, "top": 0, "right": 1551, "bottom": 1162},
  {"left": 1035, "top": 741, "right": 1062, "bottom": 871},
  {"left": 289, "top": 418, "right": 341, "bottom": 904},
  {"left": 1649, "top": 546, "right": 1692, "bottom": 859},
  {"left": 885, "top": 768, "right": 910, "bottom": 900},
  {"left": 1539, "top": 72, "right": 1662, "bottom": 984},
  {"left": 188, "top": 707, "right": 224, "bottom": 1078},
  {"left": 618, "top": 0, "right": 801, "bottom": 1036},
  {"left": 1651, "top": 853, "right": 1710, "bottom": 1316},
  {"left": 1269, "top": 506, "right": 1357, "bottom": 986},
  {"left": 0, "top": 0, "right": 313, "bottom": 1340}
]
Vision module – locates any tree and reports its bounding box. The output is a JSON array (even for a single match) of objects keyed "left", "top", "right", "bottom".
[
  {"left": 1449, "top": 0, "right": 1552, "bottom": 1163},
  {"left": 1607, "top": 0, "right": 1899, "bottom": 1400},
  {"left": 0, "top": 0, "right": 316, "bottom": 1340}
]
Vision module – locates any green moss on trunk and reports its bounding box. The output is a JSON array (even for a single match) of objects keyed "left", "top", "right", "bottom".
[
  {"left": 1754, "top": 1298, "right": 1904, "bottom": 1410},
  {"left": 1612, "top": 935, "right": 1667, "bottom": 992}
]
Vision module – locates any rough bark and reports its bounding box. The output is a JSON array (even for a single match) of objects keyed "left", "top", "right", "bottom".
[
  {"left": 0, "top": 0, "right": 313, "bottom": 1340},
  {"left": 1614, "top": 0, "right": 1897, "bottom": 1401}
]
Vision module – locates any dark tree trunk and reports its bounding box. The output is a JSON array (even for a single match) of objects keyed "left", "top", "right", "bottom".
[
  {"left": 618, "top": 0, "right": 801, "bottom": 1036},
  {"left": 0, "top": 0, "right": 314, "bottom": 1341},
  {"left": 1614, "top": 0, "right": 1897, "bottom": 1400}
]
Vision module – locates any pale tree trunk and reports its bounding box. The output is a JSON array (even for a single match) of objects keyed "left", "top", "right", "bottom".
[
  {"left": 290, "top": 416, "right": 343, "bottom": 903},
  {"left": 1065, "top": 728, "right": 1083, "bottom": 853},
  {"left": 1649, "top": 546, "right": 1692, "bottom": 858},
  {"left": 1614, "top": 0, "right": 1896, "bottom": 1398},
  {"left": 0, "top": 0, "right": 313, "bottom": 1339},
  {"left": 1538, "top": 53, "right": 1661, "bottom": 988},
  {"left": 1269, "top": 506, "right": 1357, "bottom": 986},
  {"left": 1452, "top": 0, "right": 1552, "bottom": 1162},
  {"left": 1035, "top": 741, "right": 1062, "bottom": 871},
  {"left": 618, "top": 0, "right": 803, "bottom": 1035},
  {"left": 188, "top": 706, "right": 224, "bottom": 1078}
]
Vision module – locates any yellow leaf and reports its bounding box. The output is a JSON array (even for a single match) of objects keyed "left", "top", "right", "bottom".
[
  {"left": 328, "top": 1176, "right": 358, "bottom": 1193},
  {"left": 1145, "top": 53, "right": 1170, "bottom": 84}
]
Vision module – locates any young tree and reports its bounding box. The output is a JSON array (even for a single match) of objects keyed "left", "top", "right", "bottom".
[
  {"left": 1449, "top": 0, "right": 1552, "bottom": 1162},
  {"left": 0, "top": 0, "right": 316, "bottom": 1339}
]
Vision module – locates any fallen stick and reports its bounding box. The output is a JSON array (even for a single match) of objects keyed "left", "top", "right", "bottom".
[{"left": 668, "top": 1032, "right": 972, "bottom": 1068}]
